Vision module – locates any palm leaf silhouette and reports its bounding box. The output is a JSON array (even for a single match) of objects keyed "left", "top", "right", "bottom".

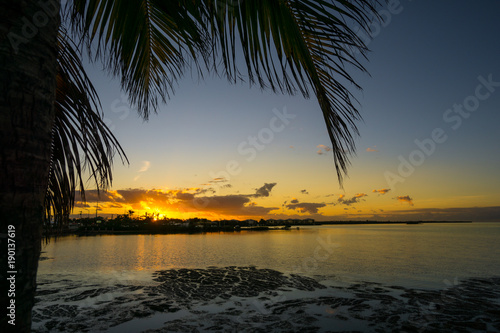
[
  {"left": 45, "top": 29, "right": 127, "bottom": 231},
  {"left": 70, "top": 0, "right": 381, "bottom": 185}
]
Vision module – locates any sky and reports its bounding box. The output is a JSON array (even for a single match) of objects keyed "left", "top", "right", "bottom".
[{"left": 74, "top": 0, "right": 500, "bottom": 222}]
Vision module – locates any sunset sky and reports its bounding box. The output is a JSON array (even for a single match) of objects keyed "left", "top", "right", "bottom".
[{"left": 74, "top": 0, "right": 500, "bottom": 222}]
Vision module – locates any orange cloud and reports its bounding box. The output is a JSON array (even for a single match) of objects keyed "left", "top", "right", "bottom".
[
  {"left": 73, "top": 184, "right": 280, "bottom": 220},
  {"left": 366, "top": 146, "right": 378, "bottom": 152},
  {"left": 337, "top": 193, "right": 367, "bottom": 206},
  {"left": 372, "top": 188, "right": 391, "bottom": 195},
  {"left": 317, "top": 144, "right": 331, "bottom": 155},
  {"left": 209, "top": 177, "right": 227, "bottom": 183},
  {"left": 396, "top": 195, "right": 414, "bottom": 206}
]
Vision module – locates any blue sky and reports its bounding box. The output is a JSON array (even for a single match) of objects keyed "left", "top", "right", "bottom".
[{"left": 76, "top": 0, "right": 500, "bottom": 221}]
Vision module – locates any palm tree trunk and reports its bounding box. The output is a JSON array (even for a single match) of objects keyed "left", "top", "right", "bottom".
[{"left": 0, "top": 1, "right": 60, "bottom": 332}]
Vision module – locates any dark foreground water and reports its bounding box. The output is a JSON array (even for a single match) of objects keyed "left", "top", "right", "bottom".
[{"left": 33, "top": 223, "right": 500, "bottom": 332}]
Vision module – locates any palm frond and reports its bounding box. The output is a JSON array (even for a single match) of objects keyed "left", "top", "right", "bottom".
[
  {"left": 70, "top": 0, "right": 381, "bottom": 185},
  {"left": 70, "top": 0, "right": 206, "bottom": 119},
  {"left": 45, "top": 29, "right": 128, "bottom": 231},
  {"left": 204, "top": 0, "right": 381, "bottom": 184}
]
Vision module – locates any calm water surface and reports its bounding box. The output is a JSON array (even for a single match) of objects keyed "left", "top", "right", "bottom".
[{"left": 38, "top": 222, "right": 500, "bottom": 289}]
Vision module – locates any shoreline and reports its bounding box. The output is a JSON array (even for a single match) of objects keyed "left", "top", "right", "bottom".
[
  {"left": 45, "top": 220, "right": 479, "bottom": 238},
  {"left": 32, "top": 266, "right": 500, "bottom": 332}
]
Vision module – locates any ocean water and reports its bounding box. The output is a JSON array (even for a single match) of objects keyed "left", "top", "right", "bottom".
[
  {"left": 38, "top": 222, "right": 500, "bottom": 289},
  {"left": 33, "top": 222, "right": 500, "bottom": 332}
]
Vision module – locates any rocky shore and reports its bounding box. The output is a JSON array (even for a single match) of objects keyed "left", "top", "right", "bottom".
[{"left": 32, "top": 266, "right": 500, "bottom": 332}]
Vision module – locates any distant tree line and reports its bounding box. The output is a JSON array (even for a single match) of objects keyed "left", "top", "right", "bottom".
[{"left": 43, "top": 215, "right": 316, "bottom": 235}]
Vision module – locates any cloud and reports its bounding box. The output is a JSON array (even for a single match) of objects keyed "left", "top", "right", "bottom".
[
  {"left": 388, "top": 206, "right": 500, "bottom": 222},
  {"left": 366, "top": 146, "right": 378, "bottom": 152},
  {"left": 73, "top": 185, "right": 281, "bottom": 219},
  {"left": 396, "top": 195, "right": 414, "bottom": 206},
  {"left": 290, "top": 198, "right": 299, "bottom": 204},
  {"left": 300, "top": 189, "right": 309, "bottom": 195},
  {"left": 138, "top": 161, "right": 151, "bottom": 172},
  {"left": 192, "top": 195, "right": 278, "bottom": 216},
  {"left": 175, "top": 191, "right": 195, "bottom": 201},
  {"left": 317, "top": 144, "right": 332, "bottom": 155},
  {"left": 133, "top": 161, "right": 151, "bottom": 181},
  {"left": 348, "top": 206, "right": 500, "bottom": 222},
  {"left": 286, "top": 202, "right": 326, "bottom": 214},
  {"left": 372, "top": 188, "right": 391, "bottom": 195},
  {"left": 74, "top": 202, "right": 91, "bottom": 208},
  {"left": 74, "top": 189, "right": 125, "bottom": 204},
  {"left": 337, "top": 193, "right": 368, "bottom": 206},
  {"left": 253, "top": 183, "right": 277, "bottom": 197},
  {"left": 209, "top": 177, "right": 227, "bottom": 184}
]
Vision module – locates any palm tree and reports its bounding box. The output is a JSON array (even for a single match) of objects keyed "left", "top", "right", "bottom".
[
  {"left": 1, "top": 2, "right": 60, "bottom": 331},
  {"left": 45, "top": 29, "right": 127, "bottom": 233},
  {"left": 1, "top": 21, "right": 126, "bottom": 333},
  {"left": 1, "top": 0, "right": 381, "bottom": 331}
]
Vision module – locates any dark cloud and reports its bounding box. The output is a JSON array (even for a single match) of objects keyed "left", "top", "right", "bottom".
[
  {"left": 73, "top": 185, "right": 280, "bottom": 218},
  {"left": 290, "top": 198, "right": 299, "bottom": 204},
  {"left": 396, "top": 195, "right": 414, "bottom": 206},
  {"left": 190, "top": 195, "right": 278, "bottom": 216},
  {"left": 363, "top": 206, "right": 500, "bottom": 222},
  {"left": 337, "top": 193, "right": 368, "bottom": 206},
  {"left": 75, "top": 190, "right": 121, "bottom": 203},
  {"left": 300, "top": 189, "right": 309, "bottom": 195},
  {"left": 75, "top": 188, "right": 193, "bottom": 210},
  {"left": 394, "top": 206, "right": 500, "bottom": 222},
  {"left": 241, "top": 205, "right": 279, "bottom": 216},
  {"left": 196, "top": 195, "right": 250, "bottom": 211},
  {"left": 196, "top": 188, "right": 216, "bottom": 195},
  {"left": 176, "top": 192, "right": 195, "bottom": 201},
  {"left": 286, "top": 202, "right": 326, "bottom": 214},
  {"left": 253, "top": 183, "right": 277, "bottom": 197}
]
